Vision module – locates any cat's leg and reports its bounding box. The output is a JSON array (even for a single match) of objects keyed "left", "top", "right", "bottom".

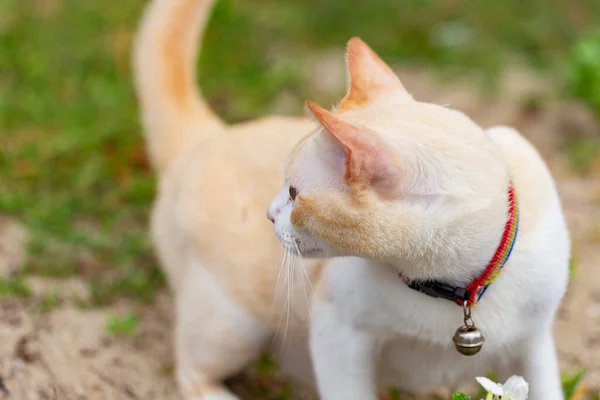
[
  {"left": 175, "top": 267, "right": 271, "bottom": 400},
  {"left": 309, "top": 299, "right": 378, "bottom": 400},
  {"left": 518, "top": 329, "right": 563, "bottom": 400}
]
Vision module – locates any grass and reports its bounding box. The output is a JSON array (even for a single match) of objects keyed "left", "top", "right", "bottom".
[
  {"left": 0, "top": 3, "right": 598, "bottom": 398},
  {"left": 452, "top": 394, "right": 470, "bottom": 400},
  {"left": 253, "top": 356, "right": 592, "bottom": 400},
  {"left": 105, "top": 311, "right": 138, "bottom": 337},
  {"left": 1, "top": 0, "right": 160, "bottom": 304},
  {"left": 245, "top": 364, "right": 593, "bottom": 400},
  {"left": 564, "top": 137, "right": 600, "bottom": 175},
  {"left": 254, "top": 352, "right": 278, "bottom": 375},
  {"left": 200, "top": 0, "right": 600, "bottom": 119},
  {"left": 32, "top": 290, "right": 62, "bottom": 314},
  {"left": 566, "top": 26, "right": 600, "bottom": 117},
  {"left": 446, "top": 371, "right": 588, "bottom": 399},
  {"left": 569, "top": 257, "right": 579, "bottom": 282},
  {"left": 0, "top": 276, "right": 31, "bottom": 298},
  {"left": 563, "top": 369, "right": 586, "bottom": 400},
  {"left": 387, "top": 387, "right": 402, "bottom": 400},
  {"left": 1, "top": 0, "right": 599, "bottom": 304}
]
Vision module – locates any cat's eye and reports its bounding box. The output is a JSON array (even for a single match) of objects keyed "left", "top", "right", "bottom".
[{"left": 289, "top": 186, "right": 298, "bottom": 201}]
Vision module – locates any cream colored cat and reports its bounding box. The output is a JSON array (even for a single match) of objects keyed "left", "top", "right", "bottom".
[{"left": 133, "top": 0, "right": 570, "bottom": 399}]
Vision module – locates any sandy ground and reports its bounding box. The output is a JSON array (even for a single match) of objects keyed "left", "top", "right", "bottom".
[{"left": 1, "top": 62, "right": 599, "bottom": 399}]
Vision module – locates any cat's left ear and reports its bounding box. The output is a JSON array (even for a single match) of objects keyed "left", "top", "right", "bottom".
[
  {"left": 338, "top": 37, "right": 412, "bottom": 112},
  {"left": 306, "top": 101, "right": 401, "bottom": 198}
]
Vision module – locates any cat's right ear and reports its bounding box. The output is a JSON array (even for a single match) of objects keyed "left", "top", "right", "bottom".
[
  {"left": 306, "top": 100, "right": 401, "bottom": 198},
  {"left": 338, "top": 37, "right": 411, "bottom": 112}
]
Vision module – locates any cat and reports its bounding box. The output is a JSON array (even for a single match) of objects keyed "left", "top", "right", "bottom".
[
  {"left": 132, "top": 0, "right": 570, "bottom": 399},
  {"left": 133, "top": 0, "right": 322, "bottom": 398},
  {"left": 267, "top": 40, "right": 570, "bottom": 400}
]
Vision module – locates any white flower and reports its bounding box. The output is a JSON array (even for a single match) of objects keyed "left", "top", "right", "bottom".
[
  {"left": 476, "top": 377, "right": 504, "bottom": 396},
  {"left": 475, "top": 376, "right": 529, "bottom": 400},
  {"left": 502, "top": 376, "right": 529, "bottom": 400}
]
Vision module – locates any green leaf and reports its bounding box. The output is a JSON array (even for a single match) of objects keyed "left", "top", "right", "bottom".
[
  {"left": 388, "top": 387, "right": 402, "bottom": 400},
  {"left": 452, "top": 392, "right": 471, "bottom": 400},
  {"left": 562, "top": 369, "right": 585, "bottom": 400}
]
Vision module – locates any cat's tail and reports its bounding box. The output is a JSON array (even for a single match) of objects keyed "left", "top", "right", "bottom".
[{"left": 132, "top": 0, "right": 223, "bottom": 173}]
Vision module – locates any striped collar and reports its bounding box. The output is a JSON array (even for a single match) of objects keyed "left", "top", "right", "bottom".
[{"left": 399, "top": 182, "right": 519, "bottom": 308}]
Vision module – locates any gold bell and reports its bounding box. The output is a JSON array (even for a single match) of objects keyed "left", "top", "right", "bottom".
[{"left": 452, "top": 303, "right": 485, "bottom": 356}]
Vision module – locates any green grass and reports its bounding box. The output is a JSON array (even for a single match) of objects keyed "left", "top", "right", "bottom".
[
  {"left": 567, "top": 25, "right": 600, "bottom": 117},
  {"left": 32, "top": 290, "right": 62, "bottom": 314},
  {"left": 563, "top": 369, "right": 586, "bottom": 400},
  {"left": 0, "top": 276, "right": 31, "bottom": 297},
  {"left": 1, "top": 0, "right": 599, "bottom": 305},
  {"left": 451, "top": 393, "right": 470, "bottom": 400},
  {"left": 200, "top": 0, "right": 600, "bottom": 119},
  {"left": 105, "top": 311, "right": 138, "bottom": 336},
  {"left": 254, "top": 352, "right": 278, "bottom": 375},
  {"left": 388, "top": 387, "right": 402, "bottom": 400},
  {"left": 446, "top": 371, "right": 587, "bottom": 400},
  {"left": 569, "top": 257, "right": 579, "bottom": 282},
  {"left": 1, "top": 0, "right": 161, "bottom": 304},
  {"left": 564, "top": 137, "right": 600, "bottom": 175}
]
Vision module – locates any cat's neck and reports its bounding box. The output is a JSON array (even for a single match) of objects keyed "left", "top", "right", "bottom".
[{"left": 389, "top": 183, "right": 512, "bottom": 287}]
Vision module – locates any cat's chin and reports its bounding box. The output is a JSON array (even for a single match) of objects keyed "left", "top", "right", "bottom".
[
  {"left": 285, "top": 244, "right": 324, "bottom": 259},
  {"left": 296, "top": 247, "right": 325, "bottom": 259},
  {"left": 278, "top": 239, "right": 326, "bottom": 259}
]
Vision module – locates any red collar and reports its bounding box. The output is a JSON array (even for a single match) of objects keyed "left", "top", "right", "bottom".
[{"left": 399, "top": 182, "right": 519, "bottom": 307}]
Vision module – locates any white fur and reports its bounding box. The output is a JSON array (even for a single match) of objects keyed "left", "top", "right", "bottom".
[
  {"left": 268, "top": 186, "right": 339, "bottom": 259},
  {"left": 268, "top": 126, "right": 570, "bottom": 399},
  {"left": 174, "top": 264, "right": 271, "bottom": 400}
]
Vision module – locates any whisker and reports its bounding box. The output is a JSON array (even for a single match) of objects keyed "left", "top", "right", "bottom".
[
  {"left": 282, "top": 247, "right": 293, "bottom": 348},
  {"left": 293, "top": 241, "right": 313, "bottom": 320},
  {"left": 272, "top": 247, "right": 289, "bottom": 348},
  {"left": 293, "top": 242, "right": 315, "bottom": 293},
  {"left": 274, "top": 246, "right": 287, "bottom": 305}
]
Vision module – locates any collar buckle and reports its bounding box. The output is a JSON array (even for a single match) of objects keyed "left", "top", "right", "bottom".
[{"left": 408, "top": 280, "right": 470, "bottom": 304}]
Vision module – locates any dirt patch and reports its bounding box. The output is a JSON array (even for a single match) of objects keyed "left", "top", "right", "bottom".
[
  {"left": 554, "top": 178, "right": 600, "bottom": 390},
  {"left": 1, "top": 66, "right": 599, "bottom": 399},
  {"left": 0, "top": 293, "right": 178, "bottom": 400},
  {"left": 0, "top": 217, "right": 28, "bottom": 279}
]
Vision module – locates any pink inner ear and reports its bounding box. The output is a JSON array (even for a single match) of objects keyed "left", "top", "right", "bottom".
[{"left": 306, "top": 101, "right": 400, "bottom": 197}]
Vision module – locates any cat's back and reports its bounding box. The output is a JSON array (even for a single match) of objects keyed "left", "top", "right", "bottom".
[
  {"left": 487, "top": 126, "right": 566, "bottom": 237},
  {"left": 486, "top": 126, "right": 570, "bottom": 303}
]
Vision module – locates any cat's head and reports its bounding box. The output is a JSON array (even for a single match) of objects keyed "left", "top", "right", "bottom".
[{"left": 268, "top": 38, "right": 508, "bottom": 278}]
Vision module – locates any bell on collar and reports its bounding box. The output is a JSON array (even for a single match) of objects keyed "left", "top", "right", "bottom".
[
  {"left": 453, "top": 324, "right": 485, "bottom": 356},
  {"left": 453, "top": 303, "right": 485, "bottom": 356}
]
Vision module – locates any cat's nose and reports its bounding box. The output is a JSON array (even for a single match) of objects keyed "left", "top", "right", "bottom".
[{"left": 267, "top": 200, "right": 282, "bottom": 223}]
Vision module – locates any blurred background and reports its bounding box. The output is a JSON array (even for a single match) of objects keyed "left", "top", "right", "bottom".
[{"left": 1, "top": 0, "right": 600, "bottom": 398}]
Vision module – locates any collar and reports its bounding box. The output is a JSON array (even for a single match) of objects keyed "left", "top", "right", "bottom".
[{"left": 398, "top": 181, "right": 519, "bottom": 308}]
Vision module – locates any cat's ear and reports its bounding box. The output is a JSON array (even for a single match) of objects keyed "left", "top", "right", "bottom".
[
  {"left": 338, "top": 37, "right": 411, "bottom": 112},
  {"left": 306, "top": 100, "right": 401, "bottom": 197}
]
